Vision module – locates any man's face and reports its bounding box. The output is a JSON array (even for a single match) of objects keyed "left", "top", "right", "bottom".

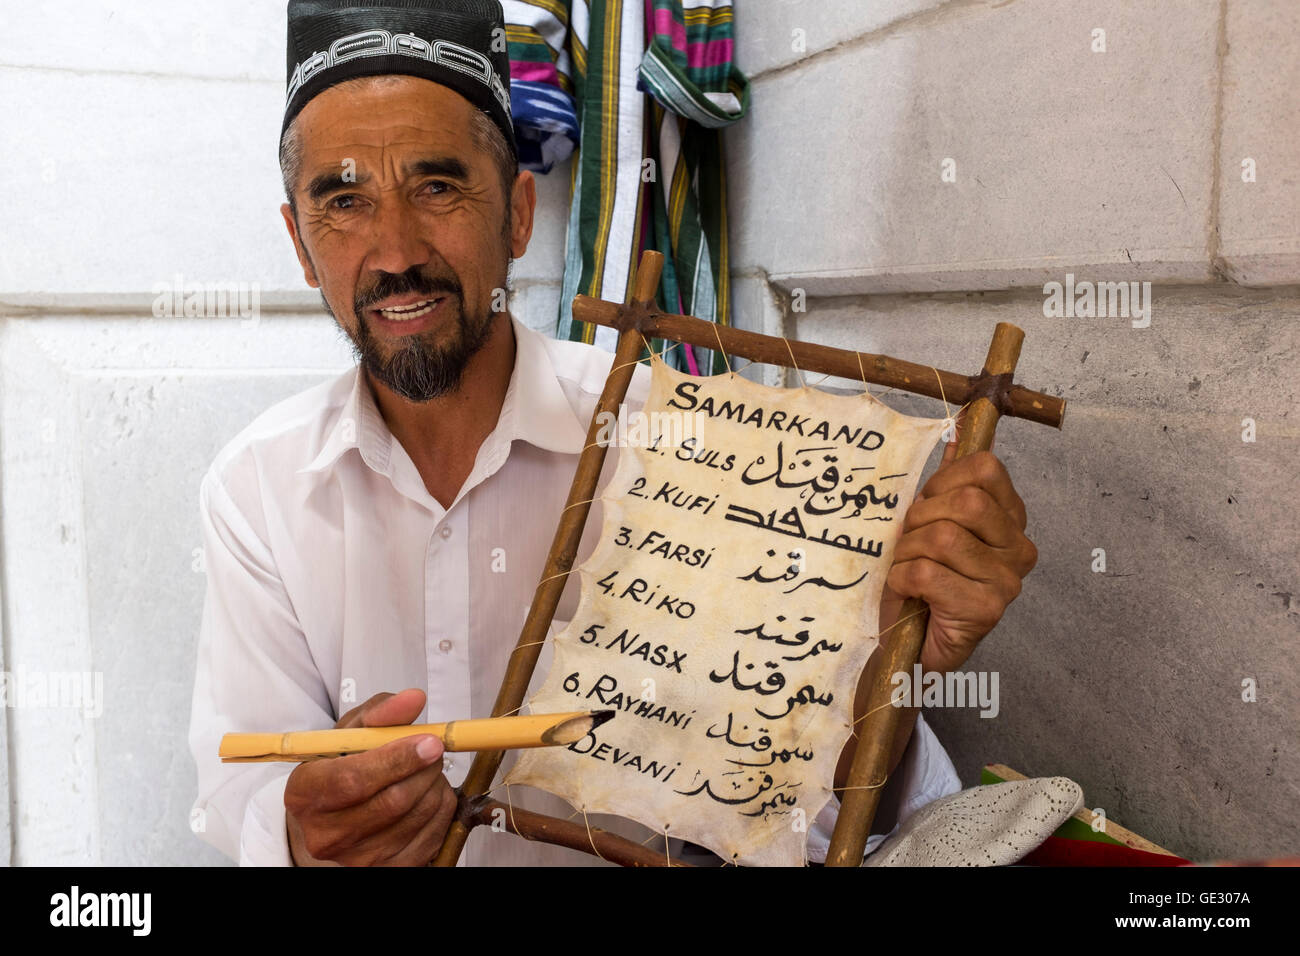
[{"left": 281, "top": 76, "right": 533, "bottom": 402}]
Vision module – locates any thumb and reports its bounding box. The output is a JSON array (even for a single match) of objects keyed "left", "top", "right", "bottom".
[
  {"left": 914, "top": 409, "right": 962, "bottom": 505},
  {"left": 936, "top": 403, "right": 994, "bottom": 469},
  {"left": 938, "top": 430, "right": 959, "bottom": 469},
  {"left": 920, "top": 411, "right": 961, "bottom": 504},
  {"left": 362, "top": 688, "right": 427, "bottom": 728},
  {"left": 335, "top": 688, "right": 427, "bottom": 729}
]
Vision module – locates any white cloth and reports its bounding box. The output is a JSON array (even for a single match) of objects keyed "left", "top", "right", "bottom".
[
  {"left": 863, "top": 777, "right": 1084, "bottom": 867},
  {"left": 187, "top": 312, "right": 961, "bottom": 866}
]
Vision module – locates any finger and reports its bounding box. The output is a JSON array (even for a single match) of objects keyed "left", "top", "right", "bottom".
[
  {"left": 333, "top": 768, "right": 451, "bottom": 863},
  {"left": 917, "top": 451, "right": 1026, "bottom": 530},
  {"left": 335, "top": 688, "right": 427, "bottom": 730},
  {"left": 376, "top": 779, "right": 459, "bottom": 866},
  {"left": 335, "top": 692, "right": 393, "bottom": 730},
  {"left": 942, "top": 404, "right": 997, "bottom": 456},
  {"left": 938, "top": 408, "right": 964, "bottom": 467},
  {"left": 900, "top": 486, "right": 1027, "bottom": 554},
  {"left": 362, "top": 688, "right": 427, "bottom": 727},
  {"left": 917, "top": 407, "right": 965, "bottom": 504},
  {"left": 303, "top": 770, "right": 445, "bottom": 866},
  {"left": 885, "top": 557, "right": 1019, "bottom": 634},
  {"left": 892, "top": 519, "right": 1019, "bottom": 585},
  {"left": 293, "top": 734, "right": 444, "bottom": 814}
]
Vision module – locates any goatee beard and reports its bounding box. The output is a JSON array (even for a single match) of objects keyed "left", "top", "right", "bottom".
[{"left": 340, "top": 266, "right": 497, "bottom": 403}]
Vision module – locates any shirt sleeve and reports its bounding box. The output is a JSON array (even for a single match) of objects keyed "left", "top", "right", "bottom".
[
  {"left": 803, "top": 712, "right": 962, "bottom": 865},
  {"left": 187, "top": 464, "right": 335, "bottom": 866}
]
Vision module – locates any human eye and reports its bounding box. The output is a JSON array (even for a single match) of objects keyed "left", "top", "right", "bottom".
[
  {"left": 422, "top": 179, "right": 452, "bottom": 198},
  {"left": 330, "top": 193, "right": 360, "bottom": 210}
]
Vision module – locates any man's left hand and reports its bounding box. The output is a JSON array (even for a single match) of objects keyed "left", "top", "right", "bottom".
[{"left": 883, "top": 439, "right": 1038, "bottom": 675}]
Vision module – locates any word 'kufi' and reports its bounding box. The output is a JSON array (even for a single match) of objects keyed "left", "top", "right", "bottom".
[{"left": 283, "top": 0, "right": 516, "bottom": 160}]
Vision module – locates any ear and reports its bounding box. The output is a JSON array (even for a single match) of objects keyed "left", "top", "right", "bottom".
[
  {"left": 507, "top": 169, "right": 537, "bottom": 260},
  {"left": 280, "top": 202, "right": 320, "bottom": 288}
]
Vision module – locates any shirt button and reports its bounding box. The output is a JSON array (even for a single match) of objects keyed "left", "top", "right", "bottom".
[
  {"left": 439, "top": 639, "right": 453, "bottom": 653},
  {"left": 445, "top": 758, "right": 456, "bottom": 773},
  {"left": 440, "top": 526, "right": 452, "bottom": 539}
]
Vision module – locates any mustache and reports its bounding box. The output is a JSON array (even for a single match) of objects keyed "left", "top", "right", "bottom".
[{"left": 355, "top": 267, "right": 462, "bottom": 313}]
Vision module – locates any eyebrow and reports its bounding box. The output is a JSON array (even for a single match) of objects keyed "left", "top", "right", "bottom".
[
  {"left": 407, "top": 156, "right": 471, "bottom": 181},
  {"left": 304, "top": 155, "right": 473, "bottom": 204},
  {"left": 306, "top": 169, "right": 370, "bottom": 204}
]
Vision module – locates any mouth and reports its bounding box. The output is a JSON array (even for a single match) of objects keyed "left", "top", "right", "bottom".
[
  {"left": 372, "top": 296, "right": 444, "bottom": 321},
  {"left": 363, "top": 294, "right": 450, "bottom": 335}
]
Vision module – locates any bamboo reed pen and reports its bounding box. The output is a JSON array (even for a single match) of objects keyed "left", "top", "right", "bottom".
[{"left": 219, "top": 710, "right": 613, "bottom": 763}]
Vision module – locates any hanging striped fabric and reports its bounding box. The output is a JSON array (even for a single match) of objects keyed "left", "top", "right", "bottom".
[
  {"left": 640, "top": 0, "right": 748, "bottom": 374},
  {"left": 503, "top": 0, "right": 581, "bottom": 173},
  {"left": 503, "top": 0, "right": 749, "bottom": 375}
]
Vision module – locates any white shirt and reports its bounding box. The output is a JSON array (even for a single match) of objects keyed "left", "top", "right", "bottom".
[{"left": 187, "top": 312, "right": 961, "bottom": 866}]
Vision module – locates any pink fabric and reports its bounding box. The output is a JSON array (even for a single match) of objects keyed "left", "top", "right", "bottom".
[
  {"left": 510, "top": 61, "right": 559, "bottom": 83},
  {"left": 652, "top": 7, "right": 687, "bottom": 52},
  {"left": 687, "top": 38, "right": 733, "bottom": 70}
]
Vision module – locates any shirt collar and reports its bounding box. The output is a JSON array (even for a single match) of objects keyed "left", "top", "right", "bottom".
[
  {"left": 495, "top": 311, "right": 589, "bottom": 454},
  {"left": 296, "top": 359, "right": 392, "bottom": 476},
  {"left": 298, "top": 312, "right": 588, "bottom": 477}
]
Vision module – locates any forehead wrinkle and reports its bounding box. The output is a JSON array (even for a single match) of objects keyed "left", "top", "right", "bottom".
[
  {"left": 308, "top": 127, "right": 470, "bottom": 189},
  {"left": 306, "top": 105, "right": 463, "bottom": 149},
  {"left": 295, "top": 79, "right": 483, "bottom": 189}
]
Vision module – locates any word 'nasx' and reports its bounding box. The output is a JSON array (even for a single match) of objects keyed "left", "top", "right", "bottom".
[
  {"left": 50, "top": 886, "right": 151, "bottom": 936},
  {"left": 890, "top": 665, "right": 999, "bottom": 718},
  {"left": 1042, "top": 273, "right": 1151, "bottom": 328}
]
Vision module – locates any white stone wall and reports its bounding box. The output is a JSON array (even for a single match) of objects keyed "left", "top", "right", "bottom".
[
  {"left": 727, "top": 0, "right": 1299, "bottom": 860},
  {"left": 0, "top": 1, "right": 581, "bottom": 866},
  {"left": 1, "top": 1, "right": 1294, "bottom": 864}
]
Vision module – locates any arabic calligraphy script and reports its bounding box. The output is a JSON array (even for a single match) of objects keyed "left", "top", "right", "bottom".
[{"left": 506, "top": 354, "right": 948, "bottom": 865}]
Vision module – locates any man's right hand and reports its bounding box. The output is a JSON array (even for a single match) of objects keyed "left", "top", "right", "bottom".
[{"left": 284, "top": 688, "right": 458, "bottom": 866}]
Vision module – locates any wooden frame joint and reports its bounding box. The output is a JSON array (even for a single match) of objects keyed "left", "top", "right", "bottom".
[{"left": 964, "top": 369, "right": 1016, "bottom": 418}]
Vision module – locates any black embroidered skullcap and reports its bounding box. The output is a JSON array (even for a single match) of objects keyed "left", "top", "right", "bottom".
[{"left": 282, "top": 0, "right": 516, "bottom": 160}]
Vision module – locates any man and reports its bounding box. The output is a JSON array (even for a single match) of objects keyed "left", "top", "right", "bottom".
[{"left": 188, "top": 0, "right": 1037, "bottom": 867}]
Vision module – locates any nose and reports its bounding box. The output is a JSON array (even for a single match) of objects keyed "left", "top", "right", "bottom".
[{"left": 363, "top": 192, "right": 432, "bottom": 277}]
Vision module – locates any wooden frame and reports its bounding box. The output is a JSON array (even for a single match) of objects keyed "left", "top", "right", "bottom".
[{"left": 432, "top": 251, "right": 1066, "bottom": 867}]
